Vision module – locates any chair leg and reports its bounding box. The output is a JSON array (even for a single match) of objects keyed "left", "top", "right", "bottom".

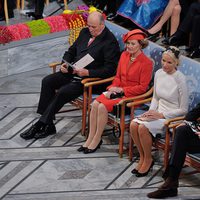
[
  {"left": 118, "top": 123, "right": 125, "bottom": 158},
  {"left": 81, "top": 89, "right": 88, "bottom": 136},
  {"left": 63, "top": 0, "right": 68, "bottom": 9},
  {"left": 164, "top": 128, "right": 171, "bottom": 169},
  {"left": 45, "top": 0, "right": 49, "bottom": 6},
  {"left": 21, "top": 0, "right": 24, "bottom": 10},
  {"left": 4, "top": 0, "right": 9, "bottom": 25},
  {"left": 129, "top": 134, "right": 133, "bottom": 161},
  {"left": 16, "top": 0, "right": 20, "bottom": 9}
]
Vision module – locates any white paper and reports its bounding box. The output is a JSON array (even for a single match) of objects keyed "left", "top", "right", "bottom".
[{"left": 73, "top": 54, "right": 94, "bottom": 69}]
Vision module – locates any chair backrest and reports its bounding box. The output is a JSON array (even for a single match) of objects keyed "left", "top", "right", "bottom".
[
  {"left": 144, "top": 42, "right": 200, "bottom": 111},
  {"left": 105, "top": 21, "right": 128, "bottom": 51},
  {"left": 179, "top": 57, "right": 200, "bottom": 111}
]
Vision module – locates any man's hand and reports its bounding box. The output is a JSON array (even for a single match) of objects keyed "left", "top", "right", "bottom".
[
  {"left": 74, "top": 68, "right": 89, "bottom": 77},
  {"left": 60, "top": 63, "right": 68, "bottom": 73}
]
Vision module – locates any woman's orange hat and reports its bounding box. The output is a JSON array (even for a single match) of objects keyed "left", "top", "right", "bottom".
[{"left": 123, "top": 29, "right": 147, "bottom": 43}]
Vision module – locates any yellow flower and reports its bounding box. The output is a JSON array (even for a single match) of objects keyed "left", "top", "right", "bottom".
[
  {"left": 63, "top": 9, "right": 74, "bottom": 14},
  {"left": 89, "top": 6, "right": 97, "bottom": 13}
]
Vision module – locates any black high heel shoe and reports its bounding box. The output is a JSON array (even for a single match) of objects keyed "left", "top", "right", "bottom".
[
  {"left": 147, "top": 31, "right": 161, "bottom": 42},
  {"left": 77, "top": 146, "right": 87, "bottom": 152},
  {"left": 136, "top": 160, "right": 154, "bottom": 177},
  {"left": 131, "top": 168, "right": 138, "bottom": 174},
  {"left": 84, "top": 140, "right": 103, "bottom": 154}
]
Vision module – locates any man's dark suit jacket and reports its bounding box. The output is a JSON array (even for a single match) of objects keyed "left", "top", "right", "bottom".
[{"left": 62, "top": 26, "right": 120, "bottom": 79}]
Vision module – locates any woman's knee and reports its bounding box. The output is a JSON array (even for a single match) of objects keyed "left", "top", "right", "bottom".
[
  {"left": 130, "top": 121, "right": 138, "bottom": 133},
  {"left": 138, "top": 124, "right": 149, "bottom": 137},
  {"left": 98, "top": 103, "right": 107, "bottom": 113},
  {"left": 91, "top": 100, "right": 100, "bottom": 110},
  {"left": 172, "top": 5, "right": 181, "bottom": 16}
]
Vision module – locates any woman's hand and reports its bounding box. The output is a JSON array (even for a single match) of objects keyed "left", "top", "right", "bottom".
[
  {"left": 108, "top": 87, "right": 123, "bottom": 93},
  {"left": 139, "top": 110, "right": 164, "bottom": 120},
  {"left": 60, "top": 63, "right": 68, "bottom": 73}
]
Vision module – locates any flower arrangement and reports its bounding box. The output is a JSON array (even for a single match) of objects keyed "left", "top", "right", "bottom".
[{"left": 0, "top": 5, "right": 98, "bottom": 44}]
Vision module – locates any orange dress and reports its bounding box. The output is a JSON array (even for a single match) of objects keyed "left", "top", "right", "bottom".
[{"left": 96, "top": 51, "right": 153, "bottom": 112}]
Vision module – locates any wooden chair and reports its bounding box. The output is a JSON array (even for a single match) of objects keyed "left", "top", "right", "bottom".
[
  {"left": 127, "top": 97, "right": 185, "bottom": 168},
  {"left": 85, "top": 80, "right": 154, "bottom": 157},
  {"left": 127, "top": 50, "right": 200, "bottom": 171},
  {"left": 48, "top": 60, "right": 101, "bottom": 136},
  {"left": 160, "top": 116, "right": 200, "bottom": 173}
]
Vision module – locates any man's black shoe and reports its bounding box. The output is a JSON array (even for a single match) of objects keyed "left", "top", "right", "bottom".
[
  {"left": 20, "top": 124, "right": 43, "bottom": 140},
  {"left": 161, "top": 37, "right": 170, "bottom": 45},
  {"left": 168, "top": 34, "right": 187, "bottom": 46},
  {"left": 168, "top": 35, "right": 180, "bottom": 46},
  {"left": 34, "top": 124, "right": 56, "bottom": 139}
]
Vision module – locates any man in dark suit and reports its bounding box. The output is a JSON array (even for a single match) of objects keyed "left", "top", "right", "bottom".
[{"left": 20, "top": 11, "right": 120, "bottom": 140}]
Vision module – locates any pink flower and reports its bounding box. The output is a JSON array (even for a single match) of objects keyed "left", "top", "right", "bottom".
[{"left": 44, "top": 16, "right": 68, "bottom": 33}]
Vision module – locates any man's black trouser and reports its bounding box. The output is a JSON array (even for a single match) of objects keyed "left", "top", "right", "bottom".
[
  {"left": 35, "top": 0, "right": 45, "bottom": 16},
  {"left": 37, "top": 72, "right": 83, "bottom": 124},
  {"left": 165, "top": 125, "right": 200, "bottom": 179},
  {"left": 179, "top": 2, "right": 200, "bottom": 48}
]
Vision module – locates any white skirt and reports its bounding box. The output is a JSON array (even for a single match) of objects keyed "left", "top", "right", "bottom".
[{"left": 133, "top": 118, "right": 166, "bottom": 137}]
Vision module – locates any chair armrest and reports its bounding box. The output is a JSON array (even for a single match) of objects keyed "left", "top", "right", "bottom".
[
  {"left": 118, "top": 87, "right": 153, "bottom": 105},
  {"left": 164, "top": 116, "right": 185, "bottom": 126},
  {"left": 164, "top": 116, "right": 185, "bottom": 129},
  {"left": 84, "top": 76, "right": 115, "bottom": 87},
  {"left": 127, "top": 97, "right": 152, "bottom": 108},
  {"left": 81, "top": 78, "right": 101, "bottom": 85},
  {"left": 48, "top": 62, "right": 62, "bottom": 73},
  {"left": 48, "top": 62, "right": 62, "bottom": 68}
]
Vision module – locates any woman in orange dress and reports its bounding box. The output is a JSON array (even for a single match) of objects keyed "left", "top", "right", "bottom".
[{"left": 78, "top": 29, "right": 153, "bottom": 154}]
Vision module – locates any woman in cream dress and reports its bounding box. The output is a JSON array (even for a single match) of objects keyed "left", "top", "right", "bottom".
[{"left": 130, "top": 46, "right": 188, "bottom": 177}]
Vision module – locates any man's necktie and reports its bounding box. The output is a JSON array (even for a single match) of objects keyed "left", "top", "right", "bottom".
[{"left": 87, "top": 37, "right": 95, "bottom": 46}]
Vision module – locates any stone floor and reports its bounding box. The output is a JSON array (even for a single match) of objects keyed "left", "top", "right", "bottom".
[
  {"left": 0, "top": 67, "right": 200, "bottom": 199},
  {"left": 0, "top": 1, "right": 200, "bottom": 200}
]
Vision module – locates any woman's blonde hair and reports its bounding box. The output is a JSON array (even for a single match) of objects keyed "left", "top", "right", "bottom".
[{"left": 163, "top": 46, "right": 180, "bottom": 65}]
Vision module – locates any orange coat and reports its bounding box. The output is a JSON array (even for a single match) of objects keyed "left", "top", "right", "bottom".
[{"left": 96, "top": 51, "right": 153, "bottom": 112}]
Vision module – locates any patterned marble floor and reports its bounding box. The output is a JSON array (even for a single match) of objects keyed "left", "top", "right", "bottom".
[
  {"left": 0, "top": 1, "right": 200, "bottom": 199},
  {"left": 0, "top": 62, "right": 200, "bottom": 200}
]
